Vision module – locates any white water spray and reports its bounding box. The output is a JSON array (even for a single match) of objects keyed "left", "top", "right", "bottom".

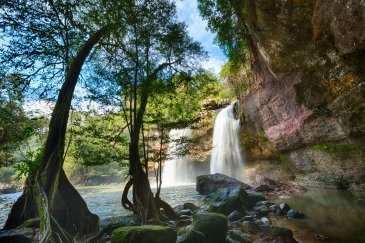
[
  {"left": 162, "top": 128, "right": 194, "bottom": 186},
  {"left": 210, "top": 103, "right": 244, "bottom": 179}
]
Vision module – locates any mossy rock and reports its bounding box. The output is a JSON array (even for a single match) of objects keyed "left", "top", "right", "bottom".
[
  {"left": 192, "top": 212, "right": 228, "bottom": 243},
  {"left": 177, "top": 226, "right": 206, "bottom": 243},
  {"left": 229, "top": 229, "right": 252, "bottom": 243},
  {"left": 111, "top": 225, "right": 177, "bottom": 243}
]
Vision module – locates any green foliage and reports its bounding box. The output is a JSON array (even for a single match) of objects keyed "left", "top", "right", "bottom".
[
  {"left": 311, "top": 143, "right": 359, "bottom": 153},
  {"left": 197, "top": 0, "right": 249, "bottom": 68},
  {"left": 0, "top": 73, "right": 46, "bottom": 167},
  {"left": 13, "top": 148, "right": 43, "bottom": 180},
  {"left": 66, "top": 112, "right": 129, "bottom": 167},
  {"left": 146, "top": 71, "right": 226, "bottom": 127}
]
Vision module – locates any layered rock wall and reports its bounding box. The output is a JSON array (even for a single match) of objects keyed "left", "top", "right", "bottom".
[{"left": 232, "top": 0, "right": 365, "bottom": 189}]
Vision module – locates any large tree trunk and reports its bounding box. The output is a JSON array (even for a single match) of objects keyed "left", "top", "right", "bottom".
[
  {"left": 3, "top": 26, "right": 110, "bottom": 241},
  {"left": 121, "top": 68, "right": 178, "bottom": 222}
]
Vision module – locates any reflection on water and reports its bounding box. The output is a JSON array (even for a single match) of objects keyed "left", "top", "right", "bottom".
[{"left": 272, "top": 188, "right": 365, "bottom": 243}]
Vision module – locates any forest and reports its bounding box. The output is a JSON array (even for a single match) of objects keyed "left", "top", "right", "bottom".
[{"left": 1, "top": 0, "right": 365, "bottom": 243}]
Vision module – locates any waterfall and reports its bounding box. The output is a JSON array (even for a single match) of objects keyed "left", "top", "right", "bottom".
[
  {"left": 162, "top": 128, "right": 194, "bottom": 186},
  {"left": 210, "top": 103, "right": 244, "bottom": 179}
]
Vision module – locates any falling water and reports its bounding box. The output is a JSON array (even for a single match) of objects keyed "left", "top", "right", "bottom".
[
  {"left": 162, "top": 128, "right": 194, "bottom": 186},
  {"left": 210, "top": 103, "right": 244, "bottom": 179}
]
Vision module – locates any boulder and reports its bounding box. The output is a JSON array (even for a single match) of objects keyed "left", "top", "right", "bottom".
[
  {"left": 196, "top": 174, "right": 252, "bottom": 195},
  {"left": 253, "top": 177, "right": 306, "bottom": 196},
  {"left": 100, "top": 215, "right": 141, "bottom": 235},
  {"left": 228, "top": 229, "right": 252, "bottom": 243},
  {"left": 254, "top": 205, "right": 269, "bottom": 217},
  {"left": 228, "top": 210, "right": 245, "bottom": 222},
  {"left": 276, "top": 203, "right": 291, "bottom": 216},
  {"left": 192, "top": 212, "right": 228, "bottom": 243},
  {"left": 183, "top": 202, "right": 200, "bottom": 212},
  {"left": 269, "top": 205, "right": 280, "bottom": 212},
  {"left": 177, "top": 227, "right": 206, "bottom": 243},
  {"left": 245, "top": 191, "right": 266, "bottom": 210},
  {"left": 180, "top": 209, "right": 192, "bottom": 216},
  {"left": 204, "top": 188, "right": 248, "bottom": 215},
  {"left": 111, "top": 225, "right": 176, "bottom": 243},
  {"left": 287, "top": 209, "right": 305, "bottom": 219},
  {"left": 259, "top": 226, "right": 298, "bottom": 243}
]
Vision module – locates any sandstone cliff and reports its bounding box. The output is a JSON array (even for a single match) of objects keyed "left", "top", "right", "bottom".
[{"left": 231, "top": 0, "right": 365, "bottom": 190}]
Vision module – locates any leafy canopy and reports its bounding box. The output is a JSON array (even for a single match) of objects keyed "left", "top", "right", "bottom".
[{"left": 197, "top": 0, "right": 248, "bottom": 69}]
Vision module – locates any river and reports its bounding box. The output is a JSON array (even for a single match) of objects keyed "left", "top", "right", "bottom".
[
  {"left": 0, "top": 183, "right": 200, "bottom": 229},
  {"left": 1, "top": 185, "right": 365, "bottom": 242}
]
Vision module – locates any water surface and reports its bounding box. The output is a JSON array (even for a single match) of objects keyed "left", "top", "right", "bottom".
[{"left": 271, "top": 188, "right": 365, "bottom": 243}]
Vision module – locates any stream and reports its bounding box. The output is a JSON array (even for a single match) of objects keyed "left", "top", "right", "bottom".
[
  {"left": 1, "top": 185, "right": 364, "bottom": 242},
  {"left": 0, "top": 183, "right": 200, "bottom": 229}
]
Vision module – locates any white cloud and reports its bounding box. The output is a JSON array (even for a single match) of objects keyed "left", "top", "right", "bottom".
[{"left": 24, "top": 100, "right": 54, "bottom": 117}]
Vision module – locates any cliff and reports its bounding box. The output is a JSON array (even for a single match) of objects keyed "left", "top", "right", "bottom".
[{"left": 231, "top": 0, "right": 365, "bottom": 190}]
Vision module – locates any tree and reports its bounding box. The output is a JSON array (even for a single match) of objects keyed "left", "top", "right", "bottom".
[
  {"left": 0, "top": 0, "right": 114, "bottom": 240},
  {"left": 0, "top": 73, "right": 38, "bottom": 167},
  {"left": 89, "top": 0, "right": 206, "bottom": 221}
]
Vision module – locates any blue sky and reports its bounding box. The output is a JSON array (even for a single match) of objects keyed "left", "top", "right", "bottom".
[{"left": 175, "top": 0, "right": 227, "bottom": 75}]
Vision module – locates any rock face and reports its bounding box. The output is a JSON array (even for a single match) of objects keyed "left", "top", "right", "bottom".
[
  {"left": 196, "top": 173, "right": 252, "bottom": 195},
  {"left": 229, "top": 0, "right": 365, "bottom": 190}
]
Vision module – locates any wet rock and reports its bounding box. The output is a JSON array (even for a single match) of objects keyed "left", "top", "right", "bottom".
[
  {"left": 254, "top": 205, "right": 269, "bottom": 217},
  {"left": 241, "top": 221, "right": 259, "bottom": 234},
  {"left": 196, "top": 173, "right": 252, "bottom": 195},
  {"left": 242, "top": 216, "right": 255, "bottom": 222},
  {"left": 269, "top": 205, "right": 280, "bottom": 212},
  {"left": 287, "top": 209, "right": 305, "bottom": 219},
  {"left": 245, "top": 191, "right": 266, "bottom": 210},
  {"left": 111, "top": 225, "right": 177, "bottom": 243},
  {"left": 183, "top": 202, "right": 199, "bottom": 212},
  {"left": 259, "top": 226, "right": 298, "bottom": 243},
  {"left": 192, "top": 212, "right": 228, "bottom": 243},
  {"left": 228, "top": 210, "right": 245, "bottom": 222},
  {"left": 276, "top": 203, "right": 291, "bottom": 216},
  {"left": 174, "top": 205, "right": 184, "bottom": 213},
  {"left": 204, "top": 188, "right": 248, "bottom": 215},
  {"left": 176, "top": 227, "right": 205, "bottom": 243},
  {"left": 100, "top": 215, "right": 141, "bottom": 235},
  {"left": 0, "top": 228, "right": 36, "bottom": 243},
  {"left": 180, "top": 215, "right": 192, "bottom": 220},
  {"left": 228, "top": 229, "right": 252, "bottom": 243},
  {"left": 177, "top": 219, "right": 193, "bottom": 227},
  {"left": 261, "top": 217, "right": 270, "bottom": 226},
  {"left": 180, "top": 209, "right": 192, "bottom": 216}
]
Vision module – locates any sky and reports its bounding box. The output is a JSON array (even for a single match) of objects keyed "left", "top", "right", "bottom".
[{"left": 174, "top": 0, "right": 227, "bottom": 75}]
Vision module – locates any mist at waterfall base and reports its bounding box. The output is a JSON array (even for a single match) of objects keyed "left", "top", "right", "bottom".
[
  {"left": 161, "top": 128, "right": 196, "bottom": 186},
  {"left": 210, "top": 104, "right": 244, "bottom": 180}
]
